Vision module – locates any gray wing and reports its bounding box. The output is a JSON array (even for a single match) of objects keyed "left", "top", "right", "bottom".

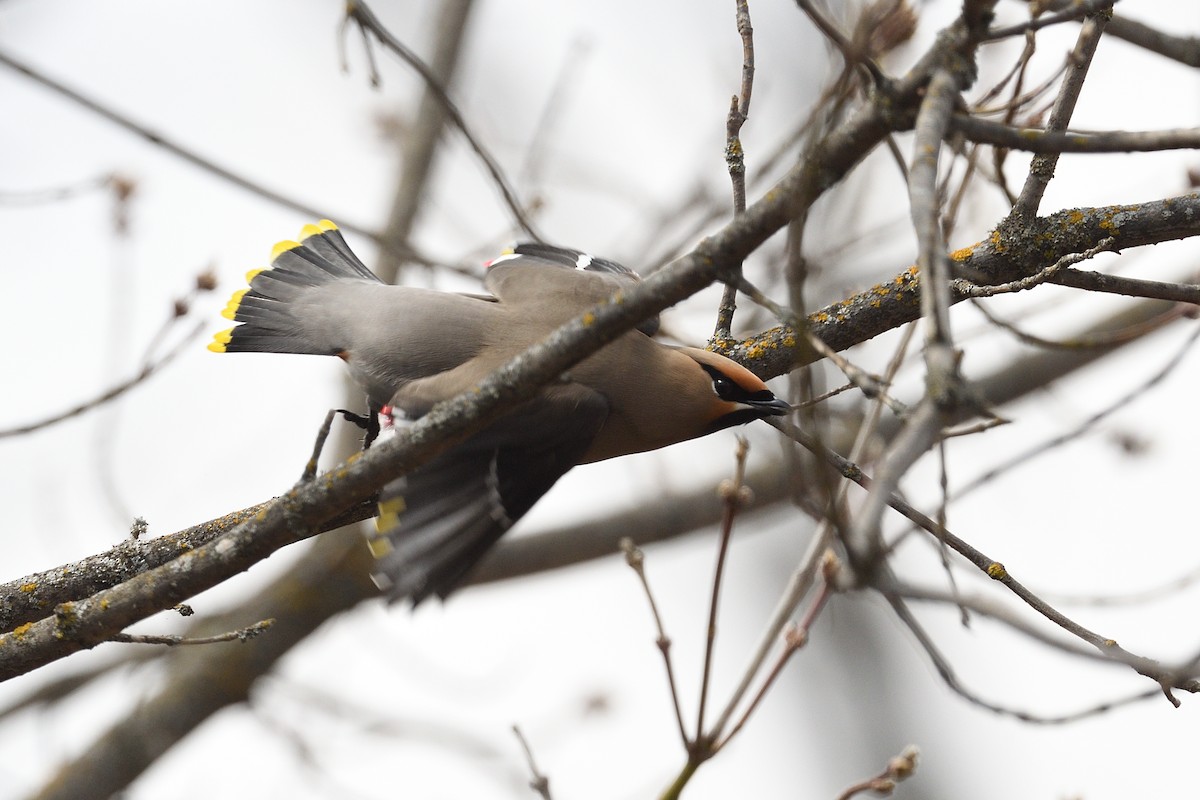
[
  {"left": 366, "top": 384, "right": 609, "bottom": 604},
  {"left": 484, "top": 244, "right": 659, "bottom": 337}
]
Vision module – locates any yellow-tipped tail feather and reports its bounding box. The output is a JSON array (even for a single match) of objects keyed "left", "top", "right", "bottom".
[
  {"left": 208, "top": 219, "right": 371, "bottom": 357},
  {"left": 207, "top": 328, "right": 233, "bottom": 353},
  {"left": 220, "top": 289, "right": 247, "bottom": 320},
  {"left": 299, "top": 219, "right": 336, "bottom": 239},
  {"left": 375, "top": 495, "right": 406, "bottom": 534},
  {"left": 270, "top": 239, "right": 303, "bottom": 262}
]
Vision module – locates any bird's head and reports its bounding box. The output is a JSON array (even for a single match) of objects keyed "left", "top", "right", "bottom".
[{"left": 681, "top": 348, "right": 791, "bottom": 433}]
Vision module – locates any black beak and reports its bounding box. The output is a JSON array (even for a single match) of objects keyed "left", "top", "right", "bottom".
[{"left": 745, "top": 395, "right": 791, "bottom": 416}]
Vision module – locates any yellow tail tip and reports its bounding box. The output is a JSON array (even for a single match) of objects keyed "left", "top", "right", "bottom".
[
  {"left": 300, "top": 219, "right": 338, "bottom": 240},
  {"left": 245, "top": 267, "right": 264, "bottom": 283},
  {"left": 220, "top": 289, "right": 248, "bottom": 320},
  {"left": 366, "top": 534, "right": 393, "bottom": 558},
  {"left": 374, "top": 495, "right": 406, "bottom": 535},
  {"left": 270, "top": 239, "right": 302, "bottom": 262},
  {"left": 208, "top": 327, "right": 233, "bottom": 352}
]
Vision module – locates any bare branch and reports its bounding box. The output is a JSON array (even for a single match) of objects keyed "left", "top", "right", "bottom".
[
  {"left": 952, "top": 237, "right": 1114, "bottom": 297},
  {"left": 511, "top": 725, "right": 552, "bottom": 800},
  {"left": 952, "top": 116, "right": 1200, "bottom": 153},
  {"left": 696, "top": 438, "right": 752, "bottom": 740},
  {"left": 713, "top": 0, "right": 756, "bottom": 339},
  {"left": 984, "top": 0, "right": 1117, "bottom": 41},
  {"left": 1011, "top": 7, "right": 1111, "bottom": 220},
  {"left": 109, "top": 619, "right": 274, "bottom": 647},
  {"left": 835, "top": 744, "right": 919, "bottom": 800},
  {"left": 0, "top": 321, "right": 200, "bottom": 438},
  {"left": 884, "top": 592, "right": 1165, "bottom": 723},
  {"left": 1107, "top": 13, "right": 1200, "bottom": 67},
  {"left": 728, "top": 193, "right": 1200, "bottom": 381},
  {"left": 621, "top": 538, "right": 689, "bottom": 747}
]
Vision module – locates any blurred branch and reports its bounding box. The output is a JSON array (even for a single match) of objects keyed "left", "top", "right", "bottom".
[
  {"left": 1107, "top": 14, "right": 1200, "bottom": 67},
  {"left": 845, "top": 14, "right": 988, "bottom": 568},
  {"left": 511, "top": 725, "right": 553, "bottom": 800},
  {"left": 368, "top": 0, "right": 474, "bottom": 283},
  {"left": 984, "top": 0, "right": 1116, "bottom": 40},
  {"left": 0, "top": 320, "right": 201, "bottom": 439},
  {"left": 794, "top": 0, "right": 886, "bottom": 85},
  {"left": 971, "top": 299, "right": 1188, "bottom": 350},
  {"left": 951, "top": 319, "right": 1200, "bottom": 502},
  {"left": 883, "top": 592, "right": 1164, "bottom": 723},
  {"left": 0, "top": 172, "right": 113, "bottom": 205},
  {"left": 834, "top": 745, "right": 918, "bottom": 800},
  {"left": 0, "top": 47, "right": 434, "bottom": 265},
  {"left": 343, "top": 0, "right": 544, "bottom": 241},
  {"left": 951, "top": 116, "right": 1200, "bottom": 153},
  {"left": 1050, "top": 268, "right": 1200, "bottom": 304}
]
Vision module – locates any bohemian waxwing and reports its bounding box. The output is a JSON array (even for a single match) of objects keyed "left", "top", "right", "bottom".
[{"left": 210, "top": 220, "right": 789, "bottom": 603}]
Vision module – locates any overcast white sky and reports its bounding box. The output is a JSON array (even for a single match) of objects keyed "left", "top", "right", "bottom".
[{"left": 2, "top": 1, "right": 1199, "bottom": 798}]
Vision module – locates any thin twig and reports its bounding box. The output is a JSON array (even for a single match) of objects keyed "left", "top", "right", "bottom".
[
  {"left": 696, "top": 437, "right": 751, "bottom": 741},
  {"left": 0, "top": 320, "right": 202, "bottom": 439},
  {"left": 0, "top": 173, "right": 115, "bottom": 205},
  {"left": 883, "top": 590, "right": 1168, "bottom": 722},
  {"left": 794, "top": 0, "right": 886, "bottom": 85},
  {"left": 707, "top": 322, "right": 916, "bottom": 742},
  {"left": 302, "top": 410, "right": 341, "bottom": 483},
  {"left": 621, "top": 538, "right": 689, "bottom": 746},
  {"left": 714, "top": 0, "right": 756, "bottom": 339},
  {"left": 1107, "top": 13, "right": 1200, "bottom": 68},
  {"left": 1011, "top": 7, "right": 1112, "bottom": 220},
  {"left": 954, "top": 237, "right": 1115, "bottom": 296},
  {"left": 984, "top": 0, "right": 1117, "bottom": 41},
  {"left": 952, "top": 116, "right": 1200, "bottom": 153},
  {"left": 951, "top": 320, "right": 1200, "bottom": 500},
  {"left": 835, "top": 744, "right": 919, "bottom": 800},
  {"left": 767, "top": 416, "right": 1200, "bottom": 698},
  {"left": 511, "top": 725, "right": 552, "bottom": 800},
  {"left": 343, "top": 0, "right": 543, "bottom": 241},
  {"left": 972, "top": 297, "right": 1189, "bottom": 350},
  {"left": 110, "top": 619, "right": 273, "bottom": 646},
  {"left": 1051, "top": 269, "right": 1200, "bottom": 305},
  {"left": 714, "top": 559, "right": 834, "bottom": 750}
]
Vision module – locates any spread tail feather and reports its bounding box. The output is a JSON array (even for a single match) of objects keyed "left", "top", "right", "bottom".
[
  {"left": 207, "top": 220, "right": 381, "bottom": 355},
  {"left": 366, "top": 388, "right": 608, "bottom": 604}
]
